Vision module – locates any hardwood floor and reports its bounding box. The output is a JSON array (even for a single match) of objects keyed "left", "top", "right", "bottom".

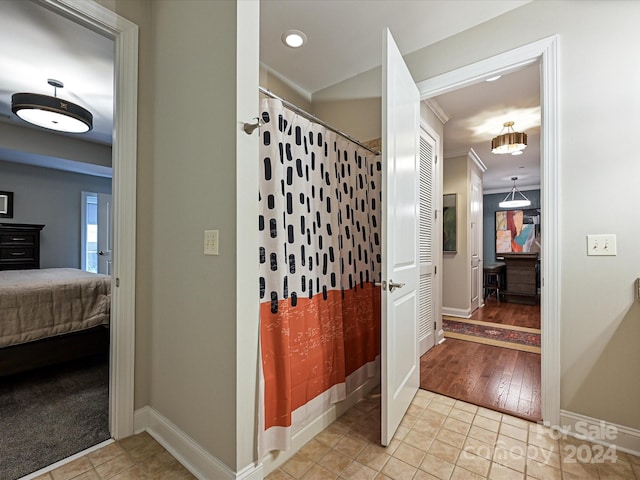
[
  {"left": 420, "top": 299, "right": 542, "bottom": 422},
  {"left": 468, "top": 296, "right": 540, "bottom": 329}
]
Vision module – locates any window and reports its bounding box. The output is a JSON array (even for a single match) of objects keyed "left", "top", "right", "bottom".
[{"left": 81, "top": 192, "right": 98, "bottom": 273}]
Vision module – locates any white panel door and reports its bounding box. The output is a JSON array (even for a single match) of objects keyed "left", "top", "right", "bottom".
[
  {"left": 470, "top": 171, "right": 482, "bottom": 311},
  {"left": 381, "top": 28, "right": 420, "bottom": 446},
  {"left": 418, "top": 129, "right": 437, "bottom": 356},
  {"left": 97, "top": 193, "right": 113, "bottom": 275}
]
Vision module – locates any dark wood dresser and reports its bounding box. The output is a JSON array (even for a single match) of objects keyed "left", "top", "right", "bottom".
[
  {"left": 0, "top": 223, "right": 45, "bottom": 270},
  {"left": 502, "top": 252, "right": 539, "bottom": 304}
]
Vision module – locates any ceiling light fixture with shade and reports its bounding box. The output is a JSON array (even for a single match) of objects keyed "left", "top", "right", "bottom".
[
  {"left": 491, "top": 121, "right": 527, "bottom": 155},
  {"left": 11, "top": 79, "right": 93, "bottom": 133},
  {"left": 499, "top": 177, "right": 531, "bottom": 208}
]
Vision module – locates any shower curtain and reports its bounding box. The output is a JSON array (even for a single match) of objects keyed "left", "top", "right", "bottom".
[{"left": 258, "top": 98, "right": 382, "bottom": 454}]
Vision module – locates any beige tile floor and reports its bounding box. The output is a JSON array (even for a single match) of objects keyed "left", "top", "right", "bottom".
[
  {"left": 28, "top": 389, "right": 640, "bottom": 480},
  {"left": 266, "top": 388, "right": 640, "bottom": 480},
  {"left": 30, "top": 432, "right": 195, "bottom": 480}
]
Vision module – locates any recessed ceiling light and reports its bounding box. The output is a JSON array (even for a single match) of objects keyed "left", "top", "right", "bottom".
[
  {"left": 485, "top": 75, "right": 502, "bottom": 82},
  {"left": 282, "top": 30, "right": 307, "bottom": 48}
]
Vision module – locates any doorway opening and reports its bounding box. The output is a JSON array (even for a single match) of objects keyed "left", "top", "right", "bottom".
[
  {"left": 82, "top": 192, "right": 113, "bottom": 275},
  {"left": 421, "top": 62, "right": 542, "bottom": 421},
  {"left": 417, "top": 36, "right": 560, "bottom": 426},
  {"left": 0, "top": 0, "right": 138, "bottom": 477}
]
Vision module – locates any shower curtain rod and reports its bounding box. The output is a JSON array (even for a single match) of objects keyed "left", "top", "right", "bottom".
[{"left": 259, "top": 86, "right": 381, "bottom": 155}]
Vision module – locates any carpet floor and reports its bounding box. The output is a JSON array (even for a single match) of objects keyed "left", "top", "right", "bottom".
[
  {"left": 0, "top": 354, "right": 110, "bottom": 480},
  {"left": 443, "top": 316, "right": 541, "bottom": 353}
]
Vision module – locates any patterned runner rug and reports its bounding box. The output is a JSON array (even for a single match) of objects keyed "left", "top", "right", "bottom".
[{"left": 443, "top": 316, "right": 541, "bottom": 354}]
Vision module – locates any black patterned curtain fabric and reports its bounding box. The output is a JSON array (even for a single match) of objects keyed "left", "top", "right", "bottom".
[{"left": 258, "top": 98, "right": 382, "bottom": 453}]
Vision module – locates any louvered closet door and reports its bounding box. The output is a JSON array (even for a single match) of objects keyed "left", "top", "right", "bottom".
[{"left": 419, "top": 129, "right": 436, "bottom": 355}]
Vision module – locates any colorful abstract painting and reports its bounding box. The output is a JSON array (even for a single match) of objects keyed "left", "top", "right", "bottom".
[{"left": 496, "top": 208, "right": 541, "bottom": 255}]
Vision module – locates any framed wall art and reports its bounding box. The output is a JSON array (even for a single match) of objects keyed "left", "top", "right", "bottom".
[
  {"left": 495, "top": 208, "right": 541, "bottom": 258},
  {"left": 443, "top": 193, "right": 457, "bottom": 253},
  {"left": 0, "top": 191, "right": 13, "bottom": 218}
]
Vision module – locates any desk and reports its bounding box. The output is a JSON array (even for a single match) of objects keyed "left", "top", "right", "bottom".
[{"left": 501, "top": 253, "right": 539, "bottom": 304}]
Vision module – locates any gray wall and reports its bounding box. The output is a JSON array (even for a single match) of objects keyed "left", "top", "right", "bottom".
[
  {"left": 107, "top": 0, "right": 260, "bottom": 470},
  {"left": 483, "top": 189, "right": 541, "bottom": 265},
  {"left": 0, "top": 159, "right": 112, "bottom": 268},
  {"left": 442, "top": 155, "right": 470, "bottom": 312}
]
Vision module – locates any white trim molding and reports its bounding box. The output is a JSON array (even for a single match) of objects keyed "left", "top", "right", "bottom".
[
  {"left": 444, "top": 149, "right": 472, "bottom": 160},
  {"left": 134, "top": 407, "right": 264, "bottom": 480},
  {"left": 423, "top": 98, "right": 450, "bottom": 124},
  {"left": 40, "top": 0, "right": 139, "bottom": 439},
  {"left": 468, "top": 148, "right": 487, "bottom": 173},
  {"left": 559, "top": 410, "right": 640, "bottom": 457},
  {"left": 416, "top": 37, "right": 548, "bottom": 99},
  {"left": 442, "top": 307, "right": 472, "bottom": 318},
  {"left": 418, "top": 35, "right": 560, "bottom": 427},
  {"left": 260, "top": 62, "right": 312, "bottom": 103}
]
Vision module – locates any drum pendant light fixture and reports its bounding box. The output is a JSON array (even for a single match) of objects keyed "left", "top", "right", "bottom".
[
  {"left": 11, "top": 79, "right": 93, "bottom": 133},
  {"left": 499, "top": 177, "right": 531, "bottom": 208},
  {"left": 491, "top": 121, "right": 527, "bottom": 155}
]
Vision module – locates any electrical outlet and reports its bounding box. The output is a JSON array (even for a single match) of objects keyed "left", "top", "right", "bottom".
[
  {"left": 586, "top": 234, "right": 616, "bottom": 256},
  {"left": 204, "top": 230, "right": 219, "bottom": 255}
]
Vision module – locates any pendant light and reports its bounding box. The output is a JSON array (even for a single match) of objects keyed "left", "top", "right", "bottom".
[
  {"left": 499, "top": 177, "right": 531, "bottom": 208},
  {"left": 491, "top": 121, "right": 527, "bottom": 155},
  {"left": 11, "top": 79, "right": 93, "bottom": 133}
]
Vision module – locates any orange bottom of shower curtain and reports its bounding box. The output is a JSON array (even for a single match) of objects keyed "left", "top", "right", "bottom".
[{"left": 261, "top": 284, "right": 380, "bottom": 429}]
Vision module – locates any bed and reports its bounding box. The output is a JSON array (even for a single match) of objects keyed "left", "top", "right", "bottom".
[{"left": 0, "top": 268, "right": 111, "bottom": 376}]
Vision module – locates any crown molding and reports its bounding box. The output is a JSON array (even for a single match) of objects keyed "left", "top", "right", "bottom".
[
  {"left": 423, "top": 98, "right": 450, "bottom": 124},
  {"left": 260, "top": 62, "right": 312, "bottom": 103},
  {"left": 444, "top": 148, "right": 469, "bottom": 159},
  {"left": 468, "top": 148, "right": 487, "bottom": 173}
]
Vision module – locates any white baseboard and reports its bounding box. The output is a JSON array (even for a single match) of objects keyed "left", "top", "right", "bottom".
[
  {"left": 134, "top": 406, "right": 263, "bottom": 480},
  {"left": 133, "top": 406, "right": 150, "bottom": 434},
  {"left": 442, "top": 307, "right": 471, "bottom": 318},
  {"left": 559, "top": 410, "right": 640, "bottom": 457},
  {"left": 261, "top": 376, "right": 380, "bottom": 476}
]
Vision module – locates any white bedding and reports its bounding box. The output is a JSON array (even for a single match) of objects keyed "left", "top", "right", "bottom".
[{"left": 0, "top": 268, "right": 110, "bottom": 348}]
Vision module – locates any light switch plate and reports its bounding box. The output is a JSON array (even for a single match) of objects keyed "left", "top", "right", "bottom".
[
  {"left": 204, "top": 230, "right": 219, "bottom": 255},
  {"left": 586, "top": 234, "right": 616, "bottom": 256}
]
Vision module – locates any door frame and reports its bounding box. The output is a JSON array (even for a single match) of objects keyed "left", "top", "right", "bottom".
[
  {"left": 416, "top": 35, "right": 560, "bottom": 426},
  {"left": 41, "top": 0, "right": 139, "bottom": 439},
  {"left": 469, "top": 168, "right": 483, "bottom": 313}
]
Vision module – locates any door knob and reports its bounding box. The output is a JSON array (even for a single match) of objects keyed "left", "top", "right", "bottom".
[
  {"left": 388, "top": 280, "right": 405, "bottom": 292},
  {"left": 374, "top": 281, "right": 387, "bottom": 291},
  {"left": 98, "top": 251, "right": 105, "bottom": 256}
]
